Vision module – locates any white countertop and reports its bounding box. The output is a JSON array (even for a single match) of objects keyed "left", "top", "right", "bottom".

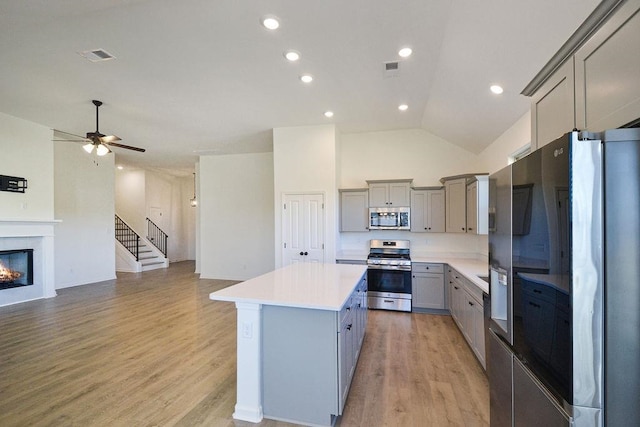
[
  {"left": 335, "top": 252, "right": 490, "bottom": 294},
  {"left": 209, "top": 263, "right": 368, "bottom": 311}
]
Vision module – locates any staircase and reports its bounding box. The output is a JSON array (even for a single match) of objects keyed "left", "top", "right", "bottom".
[{"left": 115, "top": 215, "right": 169, "bottom": 272}]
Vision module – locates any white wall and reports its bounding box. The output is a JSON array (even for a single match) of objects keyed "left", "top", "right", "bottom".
[
  {"left": 54, "top": 141, "right": 116, "bottom": 288},
  {"left": 273, "top": 125, "right": 338, "bottom": 267},
  {"left": 340, "top": 128, "right": 479, "bottom": 188},
  {"left": 339, "top": 128, "right": 487, "bottom": 257},
  {"left": 0, "top": 112, "right": 54, "bottom": 220},
  {"left": 477, "top": 111, "right": 531, "bottom": 174},
  {"left": 199, "top": 152, "right": 274, "bottom": 280}
]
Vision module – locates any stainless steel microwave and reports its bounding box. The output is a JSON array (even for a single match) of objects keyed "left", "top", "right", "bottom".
[{"left": 369, "top": 207, "right": 410, "bottom": 230}]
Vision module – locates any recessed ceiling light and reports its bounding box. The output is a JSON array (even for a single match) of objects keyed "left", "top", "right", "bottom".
[
  {"left": 117, "top": 165, "right": 124, "bottom": 170},
  {"left": 490, "top": 85, "right": 504, "bottom": 94},
  {"left": 324, "top": 111, "right": 334, "bottom": 118},
  {"left": 261, "top": 15, "right": 280, "bottom": 30},
  {"left": 284, "top": 50, "right": 301, "bottom": 61},
  {"left": 398, "top": 104, "right": 409, "bottom": 111},
  {"left": 300, "top": 74, "right": 313, "bottom": 83},
  {"left": 398, "top": 47, "right": 413, "bottom": 58}
]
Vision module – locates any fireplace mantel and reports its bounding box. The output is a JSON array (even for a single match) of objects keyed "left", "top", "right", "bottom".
[
  {"left": 0, "top": 219, "right": 62, "bottom": 237},
  {"left": 0, "top": 219, "right": 61, "bottom": 307}
]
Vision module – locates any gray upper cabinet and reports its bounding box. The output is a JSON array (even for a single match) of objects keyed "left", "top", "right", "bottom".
[
  {"left": 575, "top": 0, "right": 640, "bottom": 132},
  {"left": 444, "top": 178, "right": 467, "bottom": 233},
  {"left": 530, "top": 59, "right": 575, "bottom": 150},
  {"left": 466, "top": 176, "right": 488, "bottom": 235},
  {"left": 527, "top": 0, "right": 640, "bottom": 149},
  {"left": 339, "top": 189, "right": 369, "bottom": 232},
  {"left": 410, "top": 187, "right": 445, "bottom": 233},
  {"left": 367, "top": 180, "right": 411, "bottom": 207}
]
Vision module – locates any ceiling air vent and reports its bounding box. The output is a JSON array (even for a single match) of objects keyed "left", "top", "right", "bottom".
[
  {"left": 78, "top": 49, "right": 116, "bottom": 62},
  {"left": 384, "top": 61, "right": 400, "bottom": 78}
]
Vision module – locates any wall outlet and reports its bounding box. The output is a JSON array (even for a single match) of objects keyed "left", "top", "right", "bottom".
[{"left": 242, "top": 322, "right": 252, "bottom": 339}]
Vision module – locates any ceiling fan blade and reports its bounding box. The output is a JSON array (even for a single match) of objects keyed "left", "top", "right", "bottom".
[
  {"left": 53, "top": 129, "right": 89, "bottom": 140},
  {"left": 53, "top": 139, "right": 90, "bottom": 142},
  {"left": 99, "top": 134, "right": 122, "bottom": 143},
  {"left": 106, "top": 141, "right": 146, "bottom": 152}
]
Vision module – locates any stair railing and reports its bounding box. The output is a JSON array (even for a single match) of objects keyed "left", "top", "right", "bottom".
[
  {"left": 115, "top": 215, "right": 140, "bottom": 261},
  {"left": 146, "top": 217, "right": 168, "bottom": 258}
]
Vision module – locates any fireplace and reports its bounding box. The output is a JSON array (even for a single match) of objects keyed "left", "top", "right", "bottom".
[{"left": 0, "top": 249, "right": 34, "bottom": 290}]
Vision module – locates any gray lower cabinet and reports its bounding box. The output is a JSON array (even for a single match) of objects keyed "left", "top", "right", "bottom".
[
  {"left": 448, "top": 266, "right": 486, "bottom": 369},
  {"left": 412, "top": 263, "right": 445, "bottom": 311},
  {"left": 262, "top": 275, "right": 367, "bottom": 426}
]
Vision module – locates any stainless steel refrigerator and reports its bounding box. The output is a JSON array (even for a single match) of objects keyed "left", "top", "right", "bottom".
[{"left": 488, "top": 128, "right": 640, "bottom": 427}]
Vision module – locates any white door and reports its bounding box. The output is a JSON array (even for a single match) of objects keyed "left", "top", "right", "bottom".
[{"left": 282, "top": 194, "right": 324, "bottom": 266}]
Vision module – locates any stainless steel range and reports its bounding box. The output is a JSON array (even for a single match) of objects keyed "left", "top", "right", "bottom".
[{"left": 366, "top": 239, "right": 412, "bottom": 312}]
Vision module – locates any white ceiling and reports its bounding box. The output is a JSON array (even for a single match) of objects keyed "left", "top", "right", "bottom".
[{"left": 0, "top": 0, "right": 600, "bottom": 174}]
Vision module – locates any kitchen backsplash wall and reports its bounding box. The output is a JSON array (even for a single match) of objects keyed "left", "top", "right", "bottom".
[{"left": 339, "top": 230, "right": 488, "bottom": 259}]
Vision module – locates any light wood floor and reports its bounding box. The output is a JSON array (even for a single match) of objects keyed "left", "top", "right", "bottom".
[{"left": 0, "top": 261, "right": 488, "bottom": 426}]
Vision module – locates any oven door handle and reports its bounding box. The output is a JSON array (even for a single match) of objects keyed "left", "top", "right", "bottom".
[{"left": 367, "top": 264, "right": 412, "bottom": 271}]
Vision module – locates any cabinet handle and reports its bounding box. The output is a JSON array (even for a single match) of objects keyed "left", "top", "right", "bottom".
[
  {"left": 462, "top": 227, "right": 465, "bottom": 231},
  {"left": 383, "top": 299, "right": 394, "bottom": 303},
  {"left": 468, "top": 301, "right": 474, "bottom": 306},
  {"left": 347, "top": 324, "right": 352, "bottom": 330},
  {"left": 299, "top": 251, "right": 304, "bottom": 256},
  {"left": 425, "top": 227, "right": 428, "bottom": 230},
  {"left": 533, "top": 289, "right": 542, "bottom": 294},
  {"left": 425, "top": 266, "right": 429, "bottom": 270},
  {"left": 412, "top": 275, "right": 415, "bottom": 278},
  {"left": 468, "top": 228, "right": 473, "bottom": 231},
  {"left": 454, "top": 286, "right": 459, "bottom": 290},
  {"left": 346, "top": 306, "right": 351, "bottom": 311}
]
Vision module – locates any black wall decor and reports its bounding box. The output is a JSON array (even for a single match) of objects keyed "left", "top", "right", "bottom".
[{"left": 0, "top": 175, "right": 28, "bottom": 193}]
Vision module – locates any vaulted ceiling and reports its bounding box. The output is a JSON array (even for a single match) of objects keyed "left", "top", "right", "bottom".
[{"left": 0, "top": 0, "right": 600, "bottom": 173}]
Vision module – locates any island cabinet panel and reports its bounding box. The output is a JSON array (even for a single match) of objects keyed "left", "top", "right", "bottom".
[
  {"left": 263, "top": 306, "right": 339, "bottom": 426},
  {"left": 261, "top": 274, "right": 367, "bottom": 426}
]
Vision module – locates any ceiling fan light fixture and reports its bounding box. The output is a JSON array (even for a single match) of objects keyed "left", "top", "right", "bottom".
[
  {"left": 96, "top": 144, "right": 110, "bottom": 156},
  {"left": 83, "top": 143, "right": 95, "bottom": 153}
]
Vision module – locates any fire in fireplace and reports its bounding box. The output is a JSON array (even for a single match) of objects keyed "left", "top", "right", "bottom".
[{"left": 0, "top": 249, "right": 34, "bottom": 290}]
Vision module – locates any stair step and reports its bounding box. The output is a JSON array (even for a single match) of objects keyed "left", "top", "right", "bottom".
[{"left": 141, "top": 261, "right": 164, "bottom": 266}]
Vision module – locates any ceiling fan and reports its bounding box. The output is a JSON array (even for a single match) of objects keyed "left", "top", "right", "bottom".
[{"left": 55, "top": 100, "right": 145, "bottom": 156}]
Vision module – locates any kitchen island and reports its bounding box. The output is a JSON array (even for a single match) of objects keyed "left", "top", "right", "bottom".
[{"left": 209, "top": 263, "right": 368, "bottom": 426}]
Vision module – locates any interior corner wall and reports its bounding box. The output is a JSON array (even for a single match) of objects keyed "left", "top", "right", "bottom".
[
  {"left": 477, "top": 111, "right": 531, "bottom": 174},
  {"left": 0, "top": 112, "right": 54, "bottom": 220},
  {"left": 199, "top": 152, "right": 274, "bottom": 280},
  {"left": 54, "top": 141, "right": 116, "bottom": 288},
  {"left": 273, "top": 124, "right": 338, "bottom": 267}
]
